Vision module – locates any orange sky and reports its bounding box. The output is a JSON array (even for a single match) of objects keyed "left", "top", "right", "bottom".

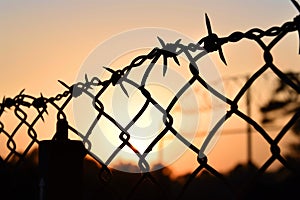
[{"left": 1, "top": 0, "right": 300, "bottom": 176}]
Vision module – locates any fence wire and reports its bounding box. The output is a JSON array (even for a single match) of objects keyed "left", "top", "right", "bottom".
[{"left": 1, "top": 0, "right": 300, "bottom": 199}]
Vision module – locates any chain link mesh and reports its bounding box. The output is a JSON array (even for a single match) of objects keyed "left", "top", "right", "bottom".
[{"left": 1, "top": 1, "right": 300, "bottom": 199}]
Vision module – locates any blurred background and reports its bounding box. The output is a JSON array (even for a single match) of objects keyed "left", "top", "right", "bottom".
[{"left": 1, "top": 0, "right": 300, "bottom": 199}]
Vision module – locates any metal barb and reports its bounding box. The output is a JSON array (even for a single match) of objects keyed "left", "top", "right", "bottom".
[
  {"left": 157, "top": 36, "right": 166, "bottom": 47},
  {"left": 19, "top": 89, "right": 25, "bottom": 95},
  {"left": 32, "top": 93, "right": 48, "bottom": 121},
  {"left": 84, "top": 74, "right": 93, "bottom": 90},
  {"left": 200, "top": 13, "right": 227, "bottom": 66},
  {"left": 205, "top": 13, "right": 213, "bottom": 35},
  {"left": 103, "top": 66, "right": 115, "bottom": 74},
  {"left": 219, "top": 47, "right": 227, "bottom": 65},
  {"left": 157, "top": 37, "right": 181, "bottom": 76},
  {"left": 103, "top": 66, "right": 129, "bottom": 97},
  {"left": 58, "top": 80, "right": 71, "bottom": 89}
]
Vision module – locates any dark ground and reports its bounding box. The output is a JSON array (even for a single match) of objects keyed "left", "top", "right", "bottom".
[{"left": 1, "top": 149, "right": 300, "bottom": 200}]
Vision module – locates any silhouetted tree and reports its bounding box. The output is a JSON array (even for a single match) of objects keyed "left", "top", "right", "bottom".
[{"left": 260, "top": 72, "right": 300, "bottom": 161}]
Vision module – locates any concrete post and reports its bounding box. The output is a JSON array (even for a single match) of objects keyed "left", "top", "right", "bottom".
[{"left": 39, "top": 118, "right": 86, "bottom": 200}]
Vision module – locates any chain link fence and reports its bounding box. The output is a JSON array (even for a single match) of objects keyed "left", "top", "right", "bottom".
[{"left": 1, "top": 0, "right": 300, "bottom": 199}]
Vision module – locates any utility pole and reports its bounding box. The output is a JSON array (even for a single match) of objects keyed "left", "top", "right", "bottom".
[{"left": 246, "top": 75, "right": 252, "bottom": 165}]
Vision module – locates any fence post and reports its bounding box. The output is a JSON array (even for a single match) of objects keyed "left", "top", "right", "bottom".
[{"left": 39, "top": 117, "right": 86, "bottom": 200}]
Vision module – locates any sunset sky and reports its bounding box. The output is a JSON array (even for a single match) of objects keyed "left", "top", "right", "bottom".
[{"left": 1, "top": 0, "right": 300, "bottom": 176}]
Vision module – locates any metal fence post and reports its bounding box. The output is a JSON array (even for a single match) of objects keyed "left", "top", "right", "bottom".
[{"left": 39, "top": 117, "right": 86, "bottom": 200}]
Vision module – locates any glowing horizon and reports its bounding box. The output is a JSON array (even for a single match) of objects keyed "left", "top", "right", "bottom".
[{"left": 1, "top": 0, "right": 300, "bottom": 176}]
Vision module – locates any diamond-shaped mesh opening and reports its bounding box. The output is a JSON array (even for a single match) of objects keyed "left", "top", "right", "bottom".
[{"left": 0, "top": 129, "right": 11, "bottom": 160}]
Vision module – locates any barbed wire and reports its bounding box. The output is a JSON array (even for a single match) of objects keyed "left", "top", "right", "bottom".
[{"left": 1, "top": 0, "right": 300, "bottom": 199}]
